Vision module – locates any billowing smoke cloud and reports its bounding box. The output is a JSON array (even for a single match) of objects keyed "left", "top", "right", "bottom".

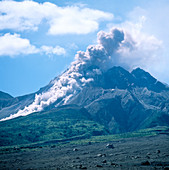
[
  {"left": 0, "top": 27, "right": 161, "bottom": 121},
  {"left": 98, "top": 28, "right": 124, "bottom": 55}
]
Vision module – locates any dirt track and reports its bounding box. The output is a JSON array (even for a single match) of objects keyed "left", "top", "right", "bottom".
[{"left": 0, "top": 134, "right": 169, "bottom": 169}]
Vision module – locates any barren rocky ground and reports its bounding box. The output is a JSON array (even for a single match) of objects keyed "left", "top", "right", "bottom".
[{"left": 0, "top": 134, "right": 169, "bottom": 170}]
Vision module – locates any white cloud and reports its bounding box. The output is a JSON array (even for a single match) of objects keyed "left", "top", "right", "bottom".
[
  {"left": 41, "top": 45, "right": 66, "bottom": 56},
  {"left": 0, "top": 0, "right": 44, "bottom": 31},
  {"left": 0, "top": 33, "right": 38, "bottom": 57},
  {"left": 111, "top": 5, "right": 169, "bottom": 83},
  {"left": 0, "top": 33, "right": 66, "bottom": 57},
  {"left": 116, "top": 20, "right": 163, "bottom": 70},
  {"left": 48, "top": 7, "right": 113, "bottom": 35},
  {"left": 0, "top": 0, "right": 113, "bottom": 34}
]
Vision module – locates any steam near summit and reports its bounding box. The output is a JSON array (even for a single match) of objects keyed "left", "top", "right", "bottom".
[
  {"left": 0, "top": 25, "right": 167, "bottom": 121},
  {"left": 0, "top": 28, "right": 125, "bottom": 120}
]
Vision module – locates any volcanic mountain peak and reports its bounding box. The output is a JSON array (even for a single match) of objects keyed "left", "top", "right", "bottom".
[
  {"left": 131, "top": 67, "right": 168, "bottom": 92},
  {"left": 0, "top": 91, "right": 13, "bottom": 100},
  {"left": 0, "top": 65, "right": 169, "bottom": 133},
  {"left": 102, "top": 66, "right": 135, "bottom": 89},
  {"left": 0, "top": 28, "right": 169, "bottom": 122}
]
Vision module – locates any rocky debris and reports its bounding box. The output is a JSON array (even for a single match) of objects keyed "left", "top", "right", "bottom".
[
  {"left": 146, "top": 155, "right": 150, "bottom": 159},
  {"left": 80, "top": 167, "right": 87, "bottom": 169},
  {"left": 131, "top": 155, "right": 140, "bottom": 159},
  {"left": 73, "top": 148, "right": 78, "bottom": 151},
  {"left": 106, "top": 143, "right": 114, "bottom": 149},
  {"left": 134, "top": 156, "right": 140, "bottom": 159},
  {"left": 131, "top": 156, "right": 135, "bottom": 160},
  {"left": 125, "top": 156, "right": 128, "bottom": 159},
  {"left": 97, "top": 154, "right": 106, "bottom": 157},
  {"left": 102, "top": 160, "right": 107, "bottom": 163},
  {"left": 1, "top": 134, "right": 169, "bottom": 170},
  {"left": 82, "top": 152, "right": 89, "bottom": 155},
  {"left": 97, "top": 154, "right": 103, "bottom": 157},
  {"left": 151, "top": 161, "right": 169, "bottom": 167},
  {"left": 111, "top": 162, "right": 119, "bottom": 167},
  {"left": 96, "top": 164, "right": 103, "bottom": 168},
  {"left": 102, "top": 154, "right": 106, "bottom": 157},
  {"left": 156, "top": 150, "right": 161, "bottom": 154},
  {"left": 78, "top": 165, "right": 87, "bottom": 169},
  {"left": 88, "top": 142, "right": 92, "bottom": 145},
  {"left": 154, "top": 162, "right": 163, "bottom": 166},
  {"left": 141, "top": 161, "right": 151, "bottom": 166}
]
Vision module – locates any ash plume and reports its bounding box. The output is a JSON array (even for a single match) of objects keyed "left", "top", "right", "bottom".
[{"left": 1, "top": 27, "right": 159, "bottom": 121}]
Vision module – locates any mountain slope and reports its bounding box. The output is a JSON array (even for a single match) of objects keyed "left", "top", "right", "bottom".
[
  {"left": 67, "top": 66, "right": 169, "bottom": 133},
  {"left": 0, "top": 91, "right": 14, "bottom": 110},
  {"left": 1, "top": 28, "right": 169, "bottom": 124},
  {"left": 0, "top": 66, "right": 169, "bottom": 147},
  {"left": 0, "top": 91, "right": 13, "bottom": 100},
  {"left": 0, "top": 27, "right": 169, "bottom": 147},
  {"left": 1, "top": 66, "right": 169, "bottom": 133},
  {"left": 0, "top": 66, "right": 169, "bottom": 133},
  {"left": 0, "top": 83, "right": 53, "bottom": 120},
  {"left": 0, "top": 93, "right": 35, "bottom": 120},
  {"left": 131, "top": 68, "right": 167, "bottom": 92}
]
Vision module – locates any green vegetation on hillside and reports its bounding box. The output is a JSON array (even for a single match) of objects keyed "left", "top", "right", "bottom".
[
  {"left": 69, "top": 126, "right": 169, "bottom": 145},
  {"left": 0, "top": 105, "right": 108, "bottom": 146},
  {"left": 0, "top": 126, "right": 168, "bottom": 155}
]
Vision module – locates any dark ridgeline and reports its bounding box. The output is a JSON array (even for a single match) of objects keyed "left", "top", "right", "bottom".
[{"left": 68, "top": 66, "right": 169, "bottom": 133}]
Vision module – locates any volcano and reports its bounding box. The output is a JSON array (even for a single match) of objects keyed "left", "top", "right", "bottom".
[
  {"left": 0, "top": 65, "right": 169, "bottom": 134},
  {"left": 0, "top": 28, "right": 169, "bottom": 134}
]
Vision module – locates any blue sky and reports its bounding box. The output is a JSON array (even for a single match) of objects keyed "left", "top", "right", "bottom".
[{"left": 0, "top": 0, "right": 169, "bottom": 97}]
